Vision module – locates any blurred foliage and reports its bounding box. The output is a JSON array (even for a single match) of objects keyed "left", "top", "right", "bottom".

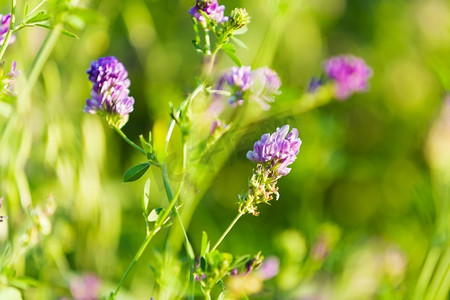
[{"left": 0, "top": 0, "right": 449, "bottom": 299}]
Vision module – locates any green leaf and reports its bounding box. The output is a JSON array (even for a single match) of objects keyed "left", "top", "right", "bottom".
[
  {"left": 60, "top": 29, "right": 79, "bottom": 39},
  {"left": 147, "top": 207, "right": 163, "bottom": 222},
  {"left": 221, "top": 43, "right": 241, "bottom": 66},
  {"left": 224, "top": 51, "right": 241, "bottom": 67},
  {"left": 33, "top": 24, "right": 79, "bottom": 39},
  {"left": 221, "top": 43, "right": 236, "bottom": 53},
  {"left": 218, "top": 292, "right": 227, "bottom": 300},
  {"left": 141, "top": 178, "right": 151, "bottom": 213},
  {"left": 231, "top": 36, "right": 248, "bottom": 50},
  {"left": 201, "top": 231, "right": 210, "bottom": 257},
  {"left": 186, "top": 242, "right": 195, "bottom": 261},
  {"left": 230, "top": 255, "right": 250, "bottom": 269},
  {"left": 24, "top": 3, "right": 29, "bottom": 19},
  {"left": 233, "top": 26, "right": 248, "bottom": 35},
  {"left": 139, "top": 134, "right": 152, "bottom": 155},
  {"left": 26, "top": 11, "right": 50, "bottom": 23},
  {"left": 123, "top": 162, "right": 151, "bottom": 182}
]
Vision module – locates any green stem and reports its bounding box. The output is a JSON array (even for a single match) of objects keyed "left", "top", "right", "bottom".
[
  {"left": 113, "top": 127, "right": 146, "bottom": 155},
  {"left": 205, "top": 48, "right": 218, "bottom": 78},
  {"left": 165, "top": 83, "right": 205, "bottom": 151},
  {"left": 205, "top": 290, "right": 211, "bottom": 300},
  {"left": 204, "top": 28, "right": 211, "bottom": 56},
  {"left": 110, "top": 175, "right": 182, "bottom": 298},
  {"left": 161, "top": 143, "right": 194, "bottom": 260},
  {"left": 211, "top": 211, "right": 244, "bottom": 251},
  {"left": 111, "top": 228, "right": 160, "bottom": 298},
  {"left": 0, "top": 0, "right": 15, "bottom": 61},
  {"left": 24, "top": 24, "right": 63, "bottom": 101}
]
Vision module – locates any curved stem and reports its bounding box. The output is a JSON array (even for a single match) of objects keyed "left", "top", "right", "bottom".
[
  {"left": 113, "top": 127, "right": 146, "bottom": 155},
  {"left": 0, "top": 0, "right": 16, "bottom": 61},
  {"left": 110, "top": 173, "right": 182, "bottom": 298},
  {"left": 211, "top": 211, "right": 244, "bottom": 251},
  {"left": 111, "top": 228, "right": 159, "bottom": 298}
]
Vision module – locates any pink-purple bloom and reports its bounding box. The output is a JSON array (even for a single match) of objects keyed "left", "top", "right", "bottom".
[
  {"left": 247, "top": 125, "right": 301, "bottom": 176},
  {"left": 84, "top": 56, "right": 134, "bottom": 128},
  {"left": 70, "top": 273, "right": 101, "bottom": 300},
  {"left": 2, "top": 60, "right": 18, "bottom": 96},
  {"left": 258, "top": 256, "right": 279, "bottom": 280},
  {"left": 217, "top": 66, "right": 281, "bottom": 109},
  {"left": 0, "top": 14, "right": 14, "bottom": 46},
  {"left": 324, "top": 55, "right": 373, "bottom": 100},
  {"left": 189, "top": 0, "right": 228, "bottom": 25},
  {"left": 221, "top": 66, "right": 252, "bottom": 106},
  {"left": 250, "top": 67, "right": 281, "bottom": 110}
]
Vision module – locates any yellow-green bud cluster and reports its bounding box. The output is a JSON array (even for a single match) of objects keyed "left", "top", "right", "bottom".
[{"left": 228, "top": 8, "right": 250, "bottom": 30}]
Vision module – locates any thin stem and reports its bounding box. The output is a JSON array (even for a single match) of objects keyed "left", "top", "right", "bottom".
[
  {"left": 211, "top": 211, "right": 245, "bottom": 251},
  {"left": 111, "top": 228, "right": 160, "bottom": 298},
  {"left": 113, "top": 127, "right": 146, "bottom": 155},
  {"left": 0, "top": 0, "right": 16, "bottom": 61},
  {"left": 110, "top": 176, "right": 182, "bottom": 298},
  {"left": 204, "top": 28, "right": 211, "bottom": 56},
  {"left": 24, "top": 24, "right": 63, "bottom": 101},
  {"left": 165, "top": 83, "right": 205, "bottom": 151},
  {"left": 205, "top": 48, "right": 218, "bottom": 78},
  {"left": 161, "top": 143, "right": 194, "bottom": 260}
]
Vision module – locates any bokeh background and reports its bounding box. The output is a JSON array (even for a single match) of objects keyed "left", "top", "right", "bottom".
[{"left": 0, "top": 0, "right": 449, "bottom": 299}]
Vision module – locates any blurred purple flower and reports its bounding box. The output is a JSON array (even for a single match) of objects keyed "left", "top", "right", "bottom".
[
  {"left": 194, "top": 273, "right": 206, "bottom": 281},
  {"left": 3, "top": 60, "right": 18, "bottom": 94},
  {"left": 250, "top": 67, "right": 281, "bottom": 110},
  {"left": 324, "top": 55, "right": 373, "bottom": 100},
  {"left": 247, "top": 125, "right": 302, "bottom": 176},
  {"left": 258, "top": 256, "right": 279, "bottom": 280},
  {"left": 189, "top": 0, "right": 228, "bottom": 25},
  {"left": 70, "top": 273, "right": 100, "bottom": 300},
  {"left": 217, "top": 66, "right": 281, "bottom": 109},
  {"left": 223, "top": 66, "right": 252, "bottom": 106},
  {"left": 84, "top": 56, "right": 134, "bottom": 128},
  {"left": 0, "top": 14, "right": 14, "bottom": 46}
]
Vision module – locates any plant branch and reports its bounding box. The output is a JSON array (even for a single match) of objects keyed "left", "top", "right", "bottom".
[
  {"left": 113, "top": 126, "right": 146, "bottom": 155},
  {"left": 0, "top": 0, "right": 16, "bottom": 61},
  {"left": 211, "top": 211, "right": 245, "bottom": 251}
]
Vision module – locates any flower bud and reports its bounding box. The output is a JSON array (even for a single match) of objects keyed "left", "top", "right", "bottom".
[{"left": 228, "top": 8, "right": 251, "bottom": 30}]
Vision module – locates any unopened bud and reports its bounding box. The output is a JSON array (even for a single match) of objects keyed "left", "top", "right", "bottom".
[{"left": 228, "top": 8, "right": 250, "bottom": 30}]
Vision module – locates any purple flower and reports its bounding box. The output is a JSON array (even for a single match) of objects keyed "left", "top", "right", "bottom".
[
  {"left": 0, "top": 14, "right": 14, "bottom": 46},
  {"left": 189, "top": 0, "right": 228, "bottom": 25},
  {"left": 84, "top": 56, "right": 134, "bottom": 128},
  {"left": 224, "top": 66, "right": 252, "bottom": 106},
  {"left": 258, "top": 256, "right": 279, "bottom": 280},
  {"left": 250, "top": 67, "right": 281, "bottom": 110},
  {"left": 216, "top": 66, "right": 281, "bottom": 109},
  {"left": 324, "top": 55, "right": 373, "bottom": 100},
  {"left": 70, "top": 273, "right": 100, "bottom": 300},
  {"left": 247, "top": 125, "right": 302, "bottom": 176},
  {"left": 227, "top": 66, "right": 252, "bottom": 91},
  {"left": 2, "top": 60, "right": 19, "bottom": 96}
]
